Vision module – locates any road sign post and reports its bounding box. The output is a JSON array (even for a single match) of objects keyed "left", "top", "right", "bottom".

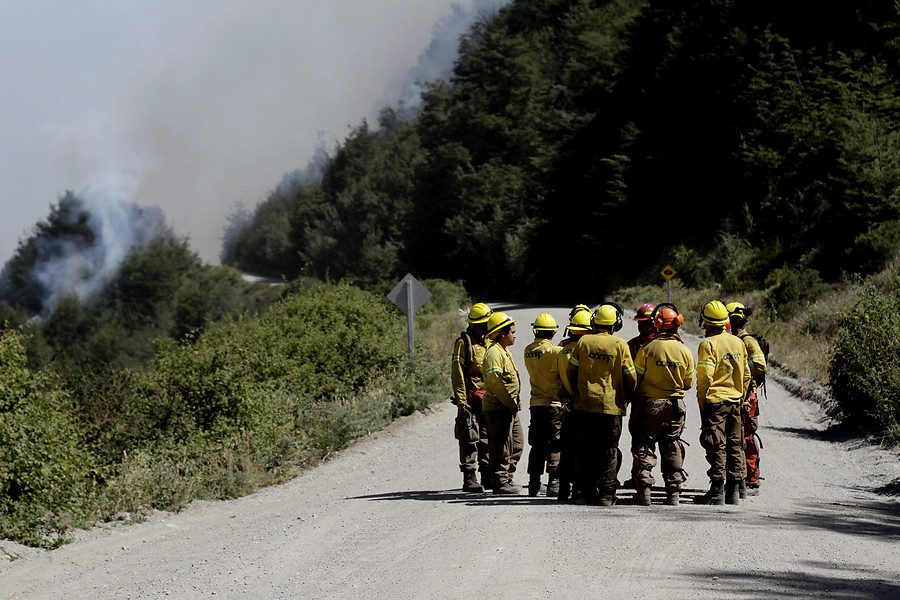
[
  {"left": 660, "top": 265, "right": 677, "bottom": 303},
  {"left": 387, "top": 273, "right": 432, "bottom": 372}
]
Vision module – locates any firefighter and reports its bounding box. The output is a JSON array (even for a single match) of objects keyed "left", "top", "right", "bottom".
[
  {"left": 482, "top": 311, "right": 525, "bottom": 494},
  {"left": 569, "top": 304, "right": 591, "bottom": 320},
  {"left": 553, "top": 307, "right": 593, "bottom": 501},
  {"left": 524, "top": 313, "right": 564, "bottom": 496},
  {"left": 631, "top": 304, "right": 695, "bottom": 506},
  {"left": 694, "top": 300, "right": 750, "bottom": 505},
  {"left": 564, "top": 303, "right": 637, "bottom": 506},
  {"left": 623, "top": 302, "right": 657, "bottom": 490},
  {"left": 450, "top": 302, "right": 493, "bottom": 492},
  {"left": 727, "top": 302, "right": 767, "bottom": 498},
  {"left": 627, "top": 302, "right": 657, "bottom": 359}
]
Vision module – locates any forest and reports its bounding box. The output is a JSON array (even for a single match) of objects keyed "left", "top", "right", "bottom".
[{"left": 223, "top": 0, "right": 900, "bottom": 302}]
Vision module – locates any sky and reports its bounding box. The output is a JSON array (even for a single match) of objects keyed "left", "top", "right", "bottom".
[{"left": 0, "top": 0, "right": 503, "bottom": 266}]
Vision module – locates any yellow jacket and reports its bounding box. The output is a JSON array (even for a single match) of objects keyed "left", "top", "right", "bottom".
[
  {"left": 482, "top": 339, "right": 521, "bottom": 412},
  {"left": 737, "top": 331, "right": 767, "bottom": 394},
  {"left": 634, "top": 333, "right": 695, "bottom": 401},
  {"left": 554, "top": 336, "right": 580, "bottom": 400},
  {"left": 565, "top": 331, "right": 637, "bottom": 416},
  {"left": 450, "top": 328, "right": 487, "bottom": 405},
  {"left": 524, "top": 338, "right": 563, "bottom": 407},
  {"left": 697, "top": 331, "right": 750, "bottom": 405}
]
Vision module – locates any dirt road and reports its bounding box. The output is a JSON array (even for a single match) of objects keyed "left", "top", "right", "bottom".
[{"left": 3, "top": 305, "right": 899, "bottom": 599}]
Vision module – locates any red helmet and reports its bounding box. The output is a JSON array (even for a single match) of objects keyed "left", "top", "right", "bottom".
[
  {"left": 634, "top": 303, "right": 656, "bottom": 321},
  {"left": 654, "top": 307, "right": 684, "bottom": 330}
]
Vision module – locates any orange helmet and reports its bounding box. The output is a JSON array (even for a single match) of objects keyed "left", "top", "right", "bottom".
[{"left": 652, "top": 303, "right": 685, "bottom": 330}]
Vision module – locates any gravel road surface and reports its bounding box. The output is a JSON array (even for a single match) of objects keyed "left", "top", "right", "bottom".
[{"left": 3, "top": 304, "right": 899, "bottom": 599}]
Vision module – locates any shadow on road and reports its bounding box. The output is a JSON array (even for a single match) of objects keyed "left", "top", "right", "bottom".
[
  {"left": 871, "top": 477, "right": 900, "bottom": 496},
  {"left": 349, "top": 489, "right": 553, "bottom": 506},
  {"left": 766, "top": 499, "right": 900, "bottom": 539},
  {"left": 768, "top": 423, "right": 859, "bottom": 444},
  {"left": 657, "top": 496, "right": 900, "bottom": 542},
  {"left": 684, "top": 564, "right": 900, "bottom": 599},
  {"left": 352, "top": 488, "right": 900, "bottom": 541}
]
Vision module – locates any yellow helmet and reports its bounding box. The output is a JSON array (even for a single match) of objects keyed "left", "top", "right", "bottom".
[
  {"left": 466, "top": 302, "right": 493, "bottom": 324},
  {"left": 702, "top": 300, "right": 729, "bottom": 327},
  {"left": 592, "top": 304, "right": 619, "bottom": 327},
  {"left": 726, "top": 302, "right": 753, "bottom": 320},
  {"left": 569, "top": 304, "right": 591, "bottom": 319},
  {"left": 567, "top": 310, "right": 592, "bottom": 333},
  {"left": 486, "top": 311, "right": 515, "bottom": 338},
  {"left": 532, "top": 313, "right": 558, "bottom": 331}
]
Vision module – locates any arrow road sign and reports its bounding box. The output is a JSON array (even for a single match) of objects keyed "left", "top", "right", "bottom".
[{"left": 387, "top": 273, "right": 432, "bottom": 371}]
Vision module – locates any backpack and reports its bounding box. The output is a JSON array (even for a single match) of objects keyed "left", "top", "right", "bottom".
[
  {"left": 741, "top": 332, "right": 770, "bottom": 397},
  {"left": 458, "top": 331, "right": 474, "bottom": 370}
]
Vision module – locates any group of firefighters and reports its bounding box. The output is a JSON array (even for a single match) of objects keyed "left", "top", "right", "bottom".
[{"left": 450, "top": 300, "right": 767, "bottom": 506}]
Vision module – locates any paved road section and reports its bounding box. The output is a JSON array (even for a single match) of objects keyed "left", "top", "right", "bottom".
[{"left": 2, "top": 305, "right": 899, "bottom": 599}]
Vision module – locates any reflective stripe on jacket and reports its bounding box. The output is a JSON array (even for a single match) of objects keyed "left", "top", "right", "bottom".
[
  {"left": 450, "top": 329, "right": 486, "bottom": 404},
  {"left": 482, "top": 339, "right": 521, "bottom": 412},
  {"left": 634, "top": 333, "right": 695, "bottom": 401},
  {"left": 737, "top": 331, "right": 767, "bottom": 393},
  {"left": 697, "top": 331, "right": 750, "bottom": 405}
]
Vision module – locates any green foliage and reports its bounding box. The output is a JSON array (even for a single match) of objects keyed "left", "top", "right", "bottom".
[
  {"left": 418, "top": 279, "right": 469, "bottom": 316},
  {"left": 223, "top": 0, "right": 900, "bottom": 304},
  {"left": 828, "top": 269, "right": 900, "bottom": 432},
  {"left": 0, "top": 192, "right": 273, "bottom": 369},
  {"left": 0, "top": 330, "right": 97, "bottom": 547},
  {"left": 2, "top": 280, "right": 451, "bottom": 546},
  {"left": 147, "top": 283, "right": 406, "bottom": 432},
  {"left": 849, "top": 219, "right": 900, "bottom": 275},
  {"left": 764, "top": 266, "right": 829, "bottom": 320},
  {"left": 90, "top": 283, "right": 445, "bottom": 514}
]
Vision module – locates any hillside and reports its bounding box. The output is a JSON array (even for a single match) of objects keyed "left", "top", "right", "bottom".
[{"left": 224, "top": 0, "right": 900, "bottom": 302}]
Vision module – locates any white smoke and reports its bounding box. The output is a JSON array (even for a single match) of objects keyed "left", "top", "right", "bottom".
[
  {"left": 1, "top": 0, "right": 514, "bottom": 281},
  {"left": 31, "top": 188, "right": 166, "bottom": 313},
  {"left": 396, "top": 0, "right": 511, "bottom": 111}
]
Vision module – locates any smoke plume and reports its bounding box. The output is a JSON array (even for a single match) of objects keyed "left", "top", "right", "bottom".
[{"left": 28, "top": 189, "right": 167, "bottom": 314}]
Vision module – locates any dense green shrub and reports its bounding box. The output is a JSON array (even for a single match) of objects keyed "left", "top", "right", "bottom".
[
  {"left": 1, "top": 281, "right": 449, "bottom": 547},
  {"left": 849, "top": 220, "right": 900, "bottom": 275},
  {"left": 828, "top": 270, "right": 900, "bottom": 435},
  {"left": 419, "top": 279, "right": 469, "bottom": 315},
  {"left": 0, "top": 330, "right": 97, "bottom": 547},
  {"left": 764, "top": 266, "right": 829, "bottom": 320},
  {"left": 92, "top": 282, "right": 438, "bottom": 514},
  {"left": 148, "top": 282, "right": 407, "bottom": 431}
]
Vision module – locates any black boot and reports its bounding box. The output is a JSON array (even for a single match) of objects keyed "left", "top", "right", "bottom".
[
  {"left": 528, "top": 475, "right": 542, "bottom": 497},
  {"left": 557, "top": 480, "right": 571, "bottom": 502},
  {"left": 546, "top": 478, "right": 560, "bottom": 497},
  {"left": 635, "top": 486, "right": 651, "bottom": 506},
  {"left": 665, "top": 487, "right": 680, "bottom": 506},
  {"left": 725, "top": 480, "right": 740, "bottom": 505},
  {"left": 693, "top": 481, "right": 725, "bottom": 505},
  {"left": 493, "top": 481, "right": 522, "bottom": 495},
  {"left": 463, "top": 472, "right": 483, "bottom": 493}
]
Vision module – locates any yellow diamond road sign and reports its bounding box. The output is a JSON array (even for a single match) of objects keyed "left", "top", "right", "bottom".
[{"left": 661, "top": 265, "right": 676, "bottom": 280}]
